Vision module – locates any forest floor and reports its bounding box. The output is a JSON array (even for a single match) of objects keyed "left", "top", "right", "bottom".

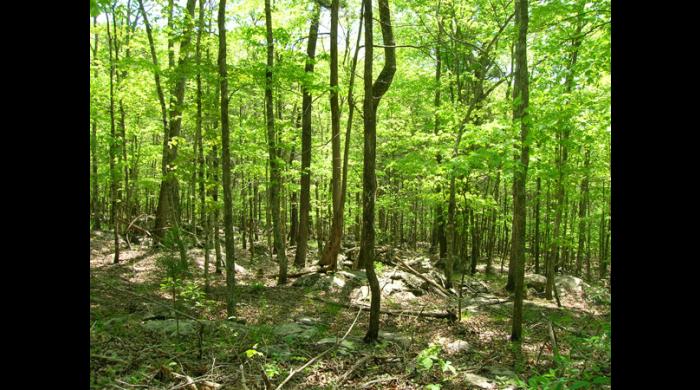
[{"left": 90, "top": 231, "right": 611, "bottom": 389}]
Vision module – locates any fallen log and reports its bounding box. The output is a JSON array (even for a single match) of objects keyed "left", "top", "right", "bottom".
[
  {"left": 268, "top": 269, "right": 317, "bottom": 280},
  {"left": 313, "top": 297, "right": 457, "bottom": 321}
]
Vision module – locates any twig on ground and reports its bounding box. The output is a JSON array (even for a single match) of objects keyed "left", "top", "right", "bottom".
[
  {"left": 337, "top": 355, "right": 372, "bottom": 385},
  {"left": 91, "top": 354, "right": 128, "bottom": 364},
  {"left": 360, "top": 374, "right": 404, "bottom": 389}
]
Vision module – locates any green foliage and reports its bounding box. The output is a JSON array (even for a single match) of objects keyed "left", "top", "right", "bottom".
[
  {"left": 415, "top": 343, "right": 457, "bottom": 379},
  {"left": 374, "top": 262, "right": 385, "bottom": 275}
]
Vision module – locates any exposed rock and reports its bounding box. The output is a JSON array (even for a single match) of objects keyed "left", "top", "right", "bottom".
[
  {"left": 337, "top": 270, "right": 366, "bottom": 281},
  {"left": 388, "top": 291, "right": 418, "bottom": 302},
  {"left": 379, "top": 331, "right": 411, "bottom": 347},
  {"left": 274, "top": 322, "right": 318, "bottom": 340},
  {"left": 292, "top": 273, "right": 324, "bottom": 288},
  {"left": 388, "top": 271, "right": 425, "bottom": 295},
  {"left": 351, "top": 286, "right": 370, "bottom": 301},
  {"left": 462, "top": 373, "right": 496, "bottom": 389},
  {"left": 525, "top": 274, "right": 547, "bottom": 292},
  {"left": 296, "top": 317, "right": 319, "bottom": 326},
  {"left": 235, "top": 264, "right": 248, "bottom": 275},
  {"left": 487, "top": 366, "right": 516, "bottom": 378},
  {"left": 462, "top": 279, "right": 489, "bottom": 293},
  {"left": 379, "top": 278, "right": 407, "bottom": 295},
  {"left": 555, "top": 275, "right": 589, "bottom": 297},
  {"left": 436, "top": 336, "right": 470, "bottom": 355}
]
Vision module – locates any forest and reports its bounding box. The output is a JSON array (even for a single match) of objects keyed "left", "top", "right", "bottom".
[{"left": 89, "top": 0, "right": 611, "bottom": 388}]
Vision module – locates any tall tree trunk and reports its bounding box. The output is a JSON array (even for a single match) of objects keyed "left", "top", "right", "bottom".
[
  {"left": 137, "top": 0, "right": 169, "bottom": 156},
  {"left": 106, "top": 15, "right": 120, "bottom": 263},
  {"left": 218, "top": 0, "right": 236, "bottom": 316},
  {"left": 153, "top": 0, "right": 197, "bottom": 243},
  {"left": 294, "top": 3, "right": 320, "bottom": 268},
  {"left": 288, "top": 144, "right": 298, "bottom": 246},
  {"left": 196, "top": 0, "right": 205, "bottom": 240},
  {"left": 112, "top": 6, "right": 133, "bottom": 228},
  {"left": 599, "top": 182, "right": 610, "bottom": 279},
  {"left": 320, "top": 0, "right": 343, "bottom": 271},
  {"left": 545, "top": 14, "right": 583, "bottom": 297},
  {"left": 264, "top": 0, "right": 287, "bottom": 284},
  {"left": 91, "top": 16, "right": 101, "bottom": 230},
  {"left": 486, "top": 171, "right": 501, "bottom": 274},
  {"left": 510, "top": 0, "right": 530, "bottom": 343},
  {"left": 533, "top": 176, "right": 541, "bottom": 274},
  {"left": 360, "top": 0, "right": 397, "bottom": 344}
]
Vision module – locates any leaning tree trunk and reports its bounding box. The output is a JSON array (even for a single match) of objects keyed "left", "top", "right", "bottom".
[
  {"left": 360, "top": 0, "right": 397, "bottom": 344},
  {"left": 218, "top": 0, "right": 236, "bottom": 316},
  {"left": 293, "top": 3, "right": 320, "bottom": 269},
  {"left": 510, "top": 0, "right": 529, "bottom": 343},
  {"left": 265, "top": 0, "right": 288, "bottom": 284}
]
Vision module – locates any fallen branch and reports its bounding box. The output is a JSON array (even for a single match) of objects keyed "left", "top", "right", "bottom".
[
  {"left": 477, "top": 298, "right": 513, "bottom": 307},
  {"left": 313, "top": 297, "right": 457, "bottom": 320},
  {"left": 337, "top": 355, "right": 372, "bottom": 385},
  {"left": 91, "top": 353, "right": 128, "bottom": 364},
  {"left": 395, "top": 259, "right": 452, "bottom": 297},
  {"left": 274, "top": 307, "right": 363, "bottom": 390},
  {"left": 360, "top": 374, "right": 404, "bottom": 389},
  {"left": 269, "top": 269, "right": 317, "bottom": 280}
]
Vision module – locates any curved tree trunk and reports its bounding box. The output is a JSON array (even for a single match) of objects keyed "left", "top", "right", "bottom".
[{"left": 360, "top": 0, "right": 396, "bottom": 344}]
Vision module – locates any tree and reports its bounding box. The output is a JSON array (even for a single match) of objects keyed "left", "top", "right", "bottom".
[
  {"left": 265, "top": 0, "right": 288, "bottom": 284},
  {"left": 153, "top": 0, "right": 197, "bottom": 243},
  {"left": 294, "top": 2, "right": 320, "bottom": 269},
  {"left": 511, "top": 0, "right": 530, "bottom": 343},
  {"left": 91, "top": 16, "right": 101, "bottom": 230},
  {"left": 319, "top": 0, "right": 342, "bottom": 271},
  {"left": 359, "top": 0, "right": 396, "bottom": 343},
  {"left": 218, "top": 0, "right": 236, "bottom": 317}
]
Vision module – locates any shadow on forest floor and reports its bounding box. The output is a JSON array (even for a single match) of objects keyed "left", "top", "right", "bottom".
[{"left": 90, "top": 231, "right": 610, "bottom": 389}]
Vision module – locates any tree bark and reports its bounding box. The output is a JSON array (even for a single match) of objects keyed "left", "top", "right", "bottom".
[
  {"left": 510, "top": 0, "right": 529, "bottom": 343},
  {"left": 319, "top": 0, "right": 343, "bottom": 271},
  {"left": 265, "top": 0, "right": 287, "bottom": 284},
  {"left": 294, "top": 3, "right": 320, "bottom": 268},
  {"left": 106, "top": 15, "right": 120, "bottom": 264},
  {"left": 360, "top": 0, "right": 396, "bottom": 344},
  {"left": 218, "top": 0, "right": 236, "bottom": 316},
  {"left": 153, "top": 0, "right": 198, "bottom": 243},
  {"left": 91, "top": 16, "right": 101, "bottom": 230}
]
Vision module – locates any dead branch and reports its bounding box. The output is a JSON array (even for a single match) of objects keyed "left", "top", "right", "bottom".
[
  {"left": 395, "top": 258, "right": 452, "bottom": 297},
  {"left": 313, "top": 297, "right": 457, "bottom": 321},
  {"left": 337, "top": 355, "right": 372, "bottom": 385}
]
